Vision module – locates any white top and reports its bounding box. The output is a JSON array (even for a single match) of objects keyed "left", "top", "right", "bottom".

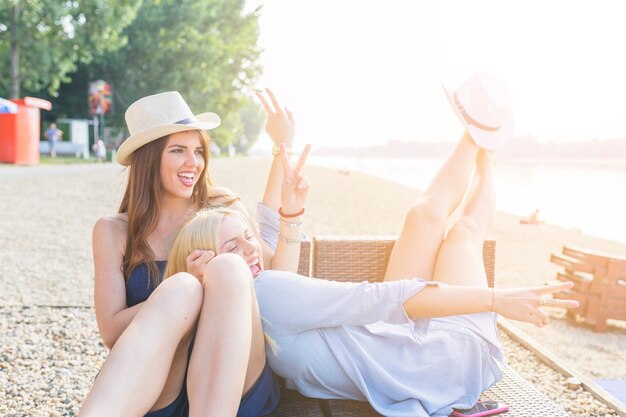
[{"left": 255, "top": 203, "right": 505, "bottom": 417}]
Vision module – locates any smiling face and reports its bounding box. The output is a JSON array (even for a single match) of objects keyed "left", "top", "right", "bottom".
[
  {"left": 219, "top": 215, "right": 264, "bottom": 277},
  {"left": 160, "top": 130, "right": 206, "bottom": 200}
]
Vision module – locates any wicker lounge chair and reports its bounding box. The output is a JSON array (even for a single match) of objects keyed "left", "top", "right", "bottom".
[{"left": 267, "top": 236, "right": 569, "bottom": 417}]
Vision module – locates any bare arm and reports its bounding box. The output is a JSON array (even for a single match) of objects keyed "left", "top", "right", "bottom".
[
  {"left": 404, "top": 282, "right": 579, "bottom": 327},
  {"left": 256, "top": 273, "right": 580, "bottom": 332},
  {"left": 92, "top": 216, "right": 143, "bottom": 349},
  {"left": 256, "top": 88, "right": 295, "bottom": 211},
  {"left": 269, "top": 144, "right": 311, "bottom": 272}
]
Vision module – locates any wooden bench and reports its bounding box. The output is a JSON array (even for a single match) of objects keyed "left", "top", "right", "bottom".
[
  {"left": 551, "top": 246, "right": 626, "bottom": 331},
  {"left": 267, "top": 236, "right": 569, "bottom": 417}
]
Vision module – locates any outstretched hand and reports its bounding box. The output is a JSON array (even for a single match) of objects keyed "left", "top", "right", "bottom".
[
  {"left": 279, "top": 144, "right": 311, "bottom": 215},
  {"left": 493, "top": 282, "right": 579, "bottom": 327},
  {"left": 256, "top": 88, "right": 295, "bottom": 147}
]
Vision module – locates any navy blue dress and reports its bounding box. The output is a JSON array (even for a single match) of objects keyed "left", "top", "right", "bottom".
[{"left": 125, "top": 261, "right": 280, "bottom": 417}]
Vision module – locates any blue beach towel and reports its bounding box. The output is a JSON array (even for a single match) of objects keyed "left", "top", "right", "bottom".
[{"left": 595, "top": 379, "right": 626, "bottom": 405}]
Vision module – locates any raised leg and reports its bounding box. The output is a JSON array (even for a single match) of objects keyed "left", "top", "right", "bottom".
[
  {"left": 187, "top": 253, "right": 267, "bottom": 417},
  {"left": 384, "top": 132, "right": 480, "bottom": 281},
  {"left": 79, "top": 273, "right": 203, "bottom": 417},
  {"left": 432, "top": 150, "right": 496, "bottom": 287}
]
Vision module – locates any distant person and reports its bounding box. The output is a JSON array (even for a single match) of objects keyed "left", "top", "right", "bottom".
[
  {"left": 520, "top": 209, "right": 543, "bottom": 225},
  {"left": 44, "top": 123, "right": 63, "bottom": 158},
  {"left": 92, "top": 138, "right": 107, "bottom": 162}
]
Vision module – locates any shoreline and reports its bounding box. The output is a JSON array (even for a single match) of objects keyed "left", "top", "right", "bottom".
[{"left": 305, "top": 155, "right": 626, "bottom": 246}]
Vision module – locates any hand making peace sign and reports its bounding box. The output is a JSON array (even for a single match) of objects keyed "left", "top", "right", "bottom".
[
  {"left": 256, "top": 88, "right": 295, "bottom": 147},
  {"left": 279, "top": 143, "right": 311, "bottom": 216}
]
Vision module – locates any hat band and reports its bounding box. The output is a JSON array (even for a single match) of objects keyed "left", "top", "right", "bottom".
[
  {"left": 454, "top": 92, "right": 501, "bottom": 132},
  {"left": 175, "top": 116, "right": 199, "bottom": 125}
]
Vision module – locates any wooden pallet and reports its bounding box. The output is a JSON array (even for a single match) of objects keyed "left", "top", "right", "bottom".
[{"left": 551, "top": 246, "right": 626, "bottom": 331}]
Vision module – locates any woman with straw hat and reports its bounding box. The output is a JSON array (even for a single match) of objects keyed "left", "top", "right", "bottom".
[{"left": 79, "top": 89, "right": 294, "bottom": 417}]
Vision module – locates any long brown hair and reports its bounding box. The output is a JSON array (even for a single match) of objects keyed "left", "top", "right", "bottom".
[{"left": 119, "top": 130, "right": 214, "bottom": 284}]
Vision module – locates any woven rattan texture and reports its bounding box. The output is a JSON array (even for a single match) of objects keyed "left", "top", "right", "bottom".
[
  {"left": 298, "top": 240, "right": 311, "bottom": 276},
  {"left": 280, "top": 365, "right": 570, "bottom": 417},
  {"left": 311, "top": 236, "right": 496, "bottom": 288},
  {"left": 482, "top": 366, "right": 569, "bottom": 417},
  {"left": 327, "top": 399, "right": 383, "bottom": 416},
  {"left": 267, "top": 381, "right": 324, "bottom": 417}
]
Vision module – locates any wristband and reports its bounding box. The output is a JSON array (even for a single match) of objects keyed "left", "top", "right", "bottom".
[
  {"left": 278, "top": 207, "right": 304, "bottom": 218},
  {"left": 279, "top": 217, "right": 303, "bottom": 227}
]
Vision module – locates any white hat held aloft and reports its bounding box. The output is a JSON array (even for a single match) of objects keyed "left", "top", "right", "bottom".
[
  {"left": 116, "top": 91, "right": 220, "bottom": 165},
  {"left": 443, "top": 72, "right": 513, "bottom": 150}
]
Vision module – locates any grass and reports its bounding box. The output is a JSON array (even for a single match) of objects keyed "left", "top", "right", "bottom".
[{"left": 39, "top": 155, "right": 102, "bottom": 164}]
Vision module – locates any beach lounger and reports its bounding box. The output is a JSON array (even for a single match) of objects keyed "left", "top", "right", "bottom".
[
  {"left": 551, "top": 246, "right": 626, "bottom": 332},
  {"left": 268, "top": 236, "right": 569, "bottom": 417}
]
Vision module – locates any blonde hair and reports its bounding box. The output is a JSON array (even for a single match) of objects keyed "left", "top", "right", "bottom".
[
  {"left": 165, "top": 207, "right": 278, "bottom": 352},
  {"left": 164, "top": 208, "right": 244, "bottom": 278}
]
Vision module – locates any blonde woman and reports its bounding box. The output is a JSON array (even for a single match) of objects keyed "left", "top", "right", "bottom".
[
  {"left": 163, "top": 145, "right": 578, "bottom": 417},
  {"left": 79, "top": 89, "right": 296, "bottom": 417},
  {"left": 163, "top": 75, "right": 579, "bottom": 416}
]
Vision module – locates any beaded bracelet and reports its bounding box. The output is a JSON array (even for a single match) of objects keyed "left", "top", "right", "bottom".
[
  {"left": 279, "top": 217, "right": 303, "bottom": 227},
  {"left": 278, "top": 207, "right": 305, "bottom": 218},
  {"left": 278, "top": 234, "right": 301, "bottom": 244}
]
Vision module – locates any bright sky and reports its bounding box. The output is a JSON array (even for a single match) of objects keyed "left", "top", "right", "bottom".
[{"left": 250, "top": 0, "right": 626, "bottom": 148}]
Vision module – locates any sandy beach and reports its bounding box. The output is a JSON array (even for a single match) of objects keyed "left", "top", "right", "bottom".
[{"left": 1, "top": 158, "right": 624, "bottom": 416}]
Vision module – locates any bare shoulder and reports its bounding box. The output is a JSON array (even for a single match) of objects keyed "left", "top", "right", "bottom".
[
  {"left": 209, "top": 185, "right": 241, "bottom": 207},
  {"left": 93, "top": 214, "right": 128, "bottom": 246}
]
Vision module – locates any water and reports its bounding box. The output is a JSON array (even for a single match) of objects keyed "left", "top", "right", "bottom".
[{"left": 308, "top": 156, "right": 626, "bottom": 244}]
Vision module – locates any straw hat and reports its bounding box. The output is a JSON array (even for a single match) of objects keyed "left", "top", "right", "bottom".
[
  {"left": 116, "top": 91, "right": 220, "bottom": 165},
  {"left": 442, "top": 72, "right": 513, "bottom": 150}
]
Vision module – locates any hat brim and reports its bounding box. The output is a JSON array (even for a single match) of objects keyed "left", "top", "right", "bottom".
[
  {"left": 116, "top": 112, "right": 220, "bottom": 165},
  {"left": 442, "top": 84, "right": 513, "bottom": 151}
]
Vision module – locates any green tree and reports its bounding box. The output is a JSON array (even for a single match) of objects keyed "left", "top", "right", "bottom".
[
  {"left": 235, "top": 97, "right": 265, "bottom": 154},
  {"left": 85, "top": 0, "right": 264, "bottom": 149},
  {"left": 0, "top": 0, "right": 140, "bottom": 98}
]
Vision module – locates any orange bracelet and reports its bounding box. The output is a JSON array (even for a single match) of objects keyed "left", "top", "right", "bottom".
[{"left": 278, "top": 207, "right": 305, "bottom": 218}]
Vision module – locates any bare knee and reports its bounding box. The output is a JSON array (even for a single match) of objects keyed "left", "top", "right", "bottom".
[
  {"left": 152, "top": 272, "right": 203, "bottom": 323},
  {"left": 405, "top": 198, "right": 448, "bottom": 229},
  {"left": 202, "top": 253, "right": 253, "bottom": 296},
  {"left": 447, "top": 216, "right": 484, "bottom": 245}
]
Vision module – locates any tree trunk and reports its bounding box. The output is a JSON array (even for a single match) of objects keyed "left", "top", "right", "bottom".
[{"left": 9, "top": 0, "right": 20, "bottom": 99}]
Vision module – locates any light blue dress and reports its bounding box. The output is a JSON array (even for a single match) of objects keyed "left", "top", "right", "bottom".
[{"left": 256, "top": 203, "right": 505, "bottom": 417}]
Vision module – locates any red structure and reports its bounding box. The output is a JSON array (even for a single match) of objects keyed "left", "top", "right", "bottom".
[{"left": 0, "top": 97, "right": 52, "bottom": 164}]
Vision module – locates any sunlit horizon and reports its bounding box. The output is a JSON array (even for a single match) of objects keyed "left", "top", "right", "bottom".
[{"left": 251, "top": 0, "right": 626, "bottom": 149}]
